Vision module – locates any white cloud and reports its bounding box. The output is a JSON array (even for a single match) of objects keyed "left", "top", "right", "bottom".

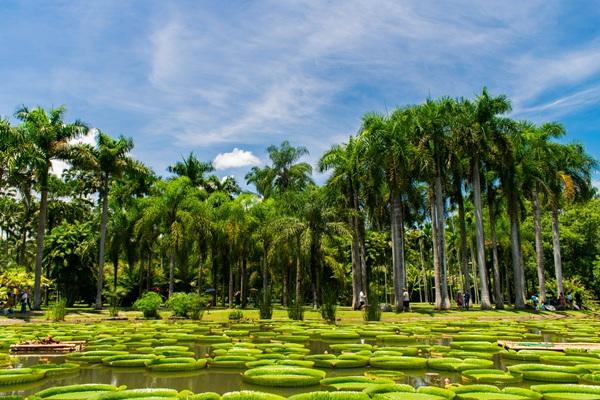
[{"left": 213, "top": 148, "right": 261, "bottom": 170}]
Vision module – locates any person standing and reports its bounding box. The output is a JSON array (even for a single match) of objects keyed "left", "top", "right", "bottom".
[
  {"left": 20, "top": 288, "right": 28, "bottom": 314},
  {"left": 402, "top": 288, "right": 410, "bottom": 312},
  {"left": 358, "top": 291, "right": 366, "bottom": 310},
  {"left": 456, "top": 292, "right": 463, "bottom": 310},
  {"left": 463, "top": 291, "right": 470, "bottom": 310}
]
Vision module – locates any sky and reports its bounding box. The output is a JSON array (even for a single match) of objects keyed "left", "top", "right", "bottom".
[{"left": 1, "top": 1, "right": 600, "bottom": 187}]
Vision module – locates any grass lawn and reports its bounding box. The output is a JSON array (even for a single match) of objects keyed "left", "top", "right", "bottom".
[{"left": 1, "top": 302, "right": 590, "bottom": 324}]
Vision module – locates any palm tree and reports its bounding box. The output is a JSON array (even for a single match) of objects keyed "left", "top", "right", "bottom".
[
  {"left": 319, "top": 136, "right": 367, "bottom": 309},
  {"left": 520, "top": 122, "right": 563, "bottom": 303},
  {"left": 490, "top": 120, "right": 527, "bottom": 307},
  {"left": 546, "top": 142, "right": 595, "bottom": 296},
  {"left": 274, "top": 187, "right": 349, "bottom": 308},
  {"left": 168, "top": 152, "right": 214, "bottom": 188},
  {"left": 453, "top": 89, "right": 512, "bottom": 309},
  {"left": 361, "top": 110, "right": 417, "bottom": 311},
  {"left": 70, "top": 131, "right": 146, "bottom": 309},
  {"left": 135, "top": 177, "right": 198, "bottom": 297},
  {"left": 12, "top": 106, "right": 88, "bottom": 308},
  {"left": 248, "top": 141, "right": 313, "bottom": 197},
  {"left": 413, "top": 99, "right": 452, "bottom": 310}
]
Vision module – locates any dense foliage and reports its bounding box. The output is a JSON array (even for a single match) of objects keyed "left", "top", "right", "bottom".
[{"left": 0, "top": 89, "right": 597, "bottom": 312}]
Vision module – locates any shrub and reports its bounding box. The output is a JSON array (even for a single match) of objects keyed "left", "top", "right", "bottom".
[
  {"left": 363, "top": 286, "right": 381, "bottom": 322},
  {"left": 320, "top": 288, "right": 337, "bottom": 323},
  {"left": 258, "top": 288, "right": 273, "bottom": 319},
  {"left": 228, "top": 309, "right": 244, "bottom": 321},
  {"left": 133, "top": 292, "right": 163, "bottom": 319},
  {"left": 166, "top": 292, "right": 189, "bottom": 317},
  {"left": 48, "top": 298, "right": 68, "bottom": 322},
  {"left": 187, "top": 293, "right": 208, "bottom": 320},
  {"left": 287, "top": 302, "right": 304, "bottom": 321}
]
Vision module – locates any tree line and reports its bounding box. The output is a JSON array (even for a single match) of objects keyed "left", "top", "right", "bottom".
[{"left": 0, "top": 88, "right": 597, "bottom": 311}]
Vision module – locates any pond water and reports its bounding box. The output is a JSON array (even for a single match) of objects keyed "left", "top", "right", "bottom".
[{"left": 0, "top": 319, "right": 579, "bottom": 398}]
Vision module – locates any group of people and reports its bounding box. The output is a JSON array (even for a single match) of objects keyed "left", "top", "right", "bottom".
[
  {"left": 530, "top": 291, "right": 583, "bottom": 311},
  {"left": 1, "top": 287, "right": 31, "bottom": 315},
  {"left": 455, "top": 291, "right": 471, "bottom": 310},
  {"left": 356, "top": 288, "right": 411, "bottom": 312}
]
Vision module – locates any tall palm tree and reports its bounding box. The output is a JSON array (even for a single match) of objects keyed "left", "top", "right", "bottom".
[
  {"left": 454, "top": 89, "right": 512, "bottom": 309},
  {"left": 319, "top": 136, "right": 367, "bottom": 309},
  {"left": 135, "top": 177, "right": 198, "bottom": 297},
  {"left": 490, "top": 120, "right": 527, "bottom": 307},
  {"left": 12, "top": 106, "right": 88, "bottom": 308},
  {"left": 413, "top": 99, "right": 452, "bottom": 310},
  {"left": 520, "top": 122, "right": 563, "bottom": 302},
  {"left": 361, "top": 110, "right": 416, "bottom": 311},
  {"left": 546, "top": 142, "right": 595, "bottom": 296},
  {"left": 70, "top": 131, "right": 146, "bottom": 308}
]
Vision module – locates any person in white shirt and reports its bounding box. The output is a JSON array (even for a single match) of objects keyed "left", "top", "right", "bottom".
[
  {"left": 402, "top": 288, "right": 410, "bottom": 312},
  {"left": 359, "top": 291, "right": 366, "bottom": 310}
]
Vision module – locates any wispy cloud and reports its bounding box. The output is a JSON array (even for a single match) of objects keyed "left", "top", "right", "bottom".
[{"left": 2, "top": 0, "right": 600, "bottom": 183}]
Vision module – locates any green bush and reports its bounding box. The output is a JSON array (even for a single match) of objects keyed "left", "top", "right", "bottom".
[
  {"left": 320, "top": 288, "right": 337, "bottom": 323},
  {"left": 188, "top": 293, "right": 208, "bottom": 320},
  {"left": 166, "top": 292, "right": 189, "bottom": 317},
  {"left": 133, "top": 292, "right": 163, "bottom": 319},
  {"left": 48, "top": 298, "right": 68, "bottom": 322},
  {"left": 363, "top": 285, "right": 381, "bottom": 322},
  {"left": 259, "top": 288, "right": 273, "bottom": 320},
  {"left": 228, "top": 309, "right": 244, "bottom": 321},
  {"left": 287, "top": 302, "right": 304, "bottom": 321}
]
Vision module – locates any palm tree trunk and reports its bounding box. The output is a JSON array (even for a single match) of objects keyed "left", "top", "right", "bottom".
[
  {"left": 349, "top": 216, "right": 361, "bottom": 309},
  {"left": 507, "top": 188, "right": 526, "bottom": 308},
  {"left": 390, "top": 188, "right": 406, "bottom": 311},
  {"left": 455, "top": 180, "right": 471, "bottom": 294},
  {"left": 551, "top": 204, "right": 564, "bottom": 296},
  {"left": 95, "top": 189, "right": 109, "bottom": 309},
  {"left": 33, "top": 173, "right": 49, "bottom": 310},
  {"left": 113, "top": 257, "right": 118, "bottom": 292},
  {"left": 419, "top": 239, "right": 429, "bottom": 303},
  {"left": 532, "top": 188, "right": 546, "bottom": 302},
  {"left": 241, "top": 256, "right": 247, "bottom": 308},
  {"left": 472, "top": 160, "right": 491, "bottom": 309},
  {"left": 487, "top": 189, "right": 503, "bottom": 309},
  {"left": 228, "top": 256, "right": 233, "bottom": 308},
  {"left": 197, "top": 250, "right": 204, "bottom": 294},
  {"left": 430, "top": 190, "right": 443, "bottom": 310},
  {"left": 262, "top": 244, "right": 268, "bottom": 303},
  {"left": 282, "top": 259, "right": 289, "bottom": 307},
  {"left": 358, "top": 220, "right": 368, "bottom": 299},
  {"left": 168, "top": 251, "right": 175, "bottom": 298},
  {"left": 434, "top": 174, "right": 450, "bottom": 309},
  {"left": 295, "top": 251, "right": 301, "bottom": 304}
]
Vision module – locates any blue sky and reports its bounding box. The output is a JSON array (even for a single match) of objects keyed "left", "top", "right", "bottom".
[{"left": 2, "top": 1, "right": 600, "bottom": 186}]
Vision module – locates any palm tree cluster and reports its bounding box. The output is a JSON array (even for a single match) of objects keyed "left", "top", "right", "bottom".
[{"left": 0, "top": 90, "right": 596, "bottom": 311}]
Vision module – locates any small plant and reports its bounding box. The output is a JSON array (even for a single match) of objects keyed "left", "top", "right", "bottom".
[
  {"left": 133, "top": 291, "right": 163, "bottom": 319},
  {"left": 166, "top": 292, "right": 189, "bottom": 317},
  {"left": 287, "top": 301, "right": 304, "bottom": 321},
  {"left": 187, "top": 293, "right": 208, "bottom": 320},
  {"left": 363, "top": 286, "right": 381, "bottom": 322},
  {"left": 258, "top": 287, "right": 273, "bottom": 319},
  {"left": 48, "top": 298, "right": 68, "bottom": 322},
  {"left": 228, "top": 309, "right": 244, "bottom": 321},
  {"left": 320, "top": 288, "right": 338, "bottom": 323},
  {"left": 104, "top": 287, "right": 126, "bottom": 318}
]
